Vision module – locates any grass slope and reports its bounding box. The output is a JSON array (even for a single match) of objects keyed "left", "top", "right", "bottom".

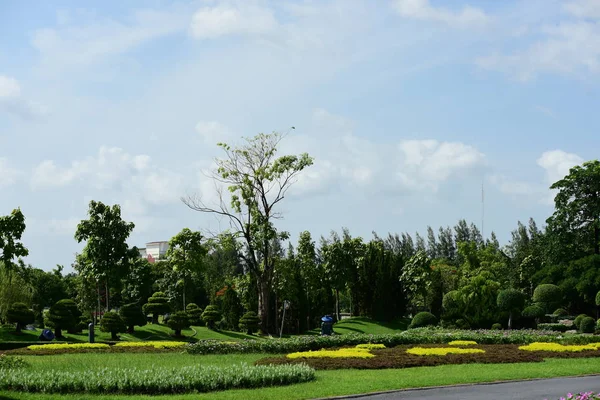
[
  {"left": 307, "top": 317, "right": 410, "bottom": 336},
  {"left": 1, "top": 358, "right": 599, "bottom": 399}
]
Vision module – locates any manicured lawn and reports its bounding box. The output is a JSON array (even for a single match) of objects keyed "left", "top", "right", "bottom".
[
  {"left": 0, "top": 355, "right": 600, "bottom": 400},
  {"left": 307, "top": 316, "right": 410, "bottom": 335}
]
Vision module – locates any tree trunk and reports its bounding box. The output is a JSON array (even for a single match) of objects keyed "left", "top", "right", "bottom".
[
  {"left": 152, "top": 314, "right": 159, "bottom": 324},
  {"left": 15, "top": 323, "right": 21, "bottom": 334},
  {"left": 258, "top": 280, "right": 270, "bottom": 334},
  {"left": 105, "top": 280, "right": 110, "bottom": 313},
  {"left": 55, "top": 327, "right": 62, "bottom": 338},
  {"left": 111, "top": 331, "right": 118, "bottom": 340},
  {"left": 96, "top": 281, "right": 101, "bottom": 324},
  {"left": 335, "top": 289, "right": 340, "bottom": 321},
  {"left": 508, "top": 311, "right": 513, "bottom": 330},
  {"left": 175, "top": 329, "right": 181, "bottom": 337},
  {"left": 127, "top": 325, "right": 134, "bottom": 334}
]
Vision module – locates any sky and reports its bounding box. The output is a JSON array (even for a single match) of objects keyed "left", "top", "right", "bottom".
[{"left": 1, "top": 0, "right": 599, "bottom": 272}]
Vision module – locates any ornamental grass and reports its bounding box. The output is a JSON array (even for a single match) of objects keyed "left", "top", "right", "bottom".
[
  {"left": 519, "top": 342, "right": 600, "bottom": 352},
  {"left": 287, "top": 348, "right": 374, "bottom": 359},
  {"left": 406, "top": 347, "right": 485, "bottom": 356}
]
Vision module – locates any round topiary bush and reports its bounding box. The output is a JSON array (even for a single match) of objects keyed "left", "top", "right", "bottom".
[
  {"left": 491, "top": 323, "right": 502, "bottom": 330},
  {"left": 7, "top": 303, "right": 35, "bottom": 334},
  {"left": 166, "top": 311, "right": 190, "bottom": 336},
  {"left": 119, "top": 303, "right": 147, "bottom": 333},
  {"left": 521, "top": 305, "right": 545, "bottom": 319},
  {"left": 201, "top": 305, "right": 221, "bottom": 330},
  {"left": 573, "top": 314, "right": 589, "bottom": 330},
  {"left": 185, "top": 303, "right": 203, "bottom": 326},
  {"left": 100, "top": 312, "right": 127, "bottom": 340},
  {"left": 142, "top": 292, "right": 171, "bottom": 324},
  {"left": 44, "top": 299, "right": 81, "bottom": 338},
  {"left": 532, "top": 284, "right": 562, "bottom": 313},
  {"left": 409, "top": 312, "right": 438, "bottom": 329},
  {"left": 497, "top": 289, "right": 525, "bottom": 329},
  {"left": 579, "top": 316, "right": 596, "bottom": 333},
  {"left": 553, "top": 308, "right": 568, "bottom": 317},
  {"left": 239, "top": 311, "right": 260, "bottom": 335}
]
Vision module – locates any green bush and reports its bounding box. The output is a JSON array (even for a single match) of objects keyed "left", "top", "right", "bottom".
[
  {"left": 100, "top": 312, "right": 126, "bottom": 340},
  {"left": 0, "top": 363, "right": 315, "bottom": 394},
  {"left": 521, "top": 305, "right": 545, "bottom": 319},
  {"left": 166, "top": 311, "right": 190, "bottom": 336},
  {"left": 7, "top": 303, "right": 35, "bottom": 334},
  {"left": 239, "top": 311, "right": 260, "bottom": 335},
  {"left": 497, "top": 289, "right": 525, "bottom": 329},
  {"left": 573, "top": 314, "right": 589, "bottom": 330},
  {"left": 408, "top": 312, "right": 438, "bottom": 329},
  {"left": 579, "top": 317, "right": 596, "bottom": 333},
  {"left": 553, "top": 308, "right": 568, "bottom": 317},
  {"left": 442, "top": 290, "right": 463, "bottom": 319},
  {"left": 201, "top": 305, "right": 221, "bottom": 330},
  {"left": 491, "top": 323, "right": 502, "bottom": 330},
  {"left": 455, "top": 319, "right": 470, "bottom": 329},
  {"left": 532, "top": 284, "right": 562, "bottom": 313},
  {"left": 596, "top": 290, "right": 600, "bottom": 306},
  {"left": 119, "top": 303, "right": 147, "bottom": 333},
  {"left": 143, "top": 292, "right": 171, "bottom": 324},
  {"left": 0, "top": 354, "right": 27, "bottom": 369},
  {"left": 44, "top": 299, "right": 81, "bottom": 337},
  {"left": 537, "top": 323, "right": 569, "bottom": 332},
  {"left": 185, "top": 303, "right": 203, "bottom": 326}
]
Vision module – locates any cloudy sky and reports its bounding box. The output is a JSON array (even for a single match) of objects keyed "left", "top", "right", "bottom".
[{"left": 1, "top": 0, "right": 599, "bottom": 272}]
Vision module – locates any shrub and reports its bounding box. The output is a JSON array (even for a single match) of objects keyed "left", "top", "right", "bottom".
[
  {"left": 442, "top": 290, "right": 463, "bottom": 320},
  {"left": 553, "top": 308, "right": 568, "bottom": 316},
  {"left": 596, "top": 290, "right": 600, "bottom": 306},
  {"left": 186, "top": 303, "right": 203, "bottom": 326},
  {"left": 537, "top": 323, "right": 569, "bottom": 332},
  {"left": 201, "top": 305, "right": 221, "bottom": 330},
  {"left": 114, "top": 341, "right": 187, "bottom": 349},
  {"left": 0, "top": 354, "right": 27, "bottom": 369},
  {"left": 166, "top": 311, "right": 190, "bottom": 337},
  {"left": 119, "top": 303, "right": 147, "bottom": 333},
  {"left": 497, "top": 289, "right": 525, "bottom": 329},
  {"left": 7, "top": 303, "right": 34, "bottom": 334},
  {"left": 143, "top": 292, "right": 170, "bottom": 324},
  {"left": 579, "top": 317, "right": 596, "bottom": 333},
  {"left": 574, "top": 314, "right": 589, "bottom": 330},
  {"left": 491, "top": 323, "right": 502, "bottom": 330},
  {"left": 409, "top": 312, "right": 437, "bottom": 329},
  {"left": 239, "top": 311, "right": 260, "bottom": 335},
  {"left": 0, "top": 363, "right": 316, "bottom": 394},
  {"left": 221, "top": 286, "right": 242, "bottom": 331},
  {"left": 100, "top": 312, "right": 126, "bottom": 340},
  {"left": 532, "top": 284, "right": 562, "bottom": 313},
  {"left": 44, "top": 299, "right": 80, "bottom": 337},
  {"left": 521, "top": 305, "right": 545, "bottom": 319},
  {"left": 455, "top": 319, "right": 470, "bottom": 329}
]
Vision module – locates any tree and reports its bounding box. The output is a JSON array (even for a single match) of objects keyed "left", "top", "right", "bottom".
[
  {"left": 119, "top": 303, "right": 147, "bottom": 333},
  {"left": 532, "top": 284, "right": 562, "bottom": 314},
  {"left": 0, "top": 208, "right": 28, "bottom": 272},
  {"left": 496, "top": 289, "right": 525, "bottom": 329},
  {"left": 182, "top": 131, "right": 313, "bottom": 333},
  {"left": 74, "top": 201, "right": 135, "bottom": 313},
  {"left": 185, "top": 303, "right": 203, "bottom": 325},
  {"left": 221, "top": 285, "right": 242, "bottom": 330},
  {"left": 166, "top": 311, "right": 190, "bottom": 337},
  {"left": 143, "top": 292, "right": 170, "bottom": 324},
  {"left": 121, "top": 257, "right": 153, "bottom": 305},
  {"left": 166, "top": 228, "right": 207, "bottom": 310},
  {"left": 547, "top": 160, "right": 600, "bottom": 256},
  {"left": 201, "top": 304, "right": 221, "bottom": 330},
  {"left": 100, "top": 311, "right": 126, "bottom": 340},
  {"left": 239, "top": 311, "right": 260, "bottom": 334},
  {"left": 45, "top": 299, "right": 80, "bottom": 337},
  {"left": 7, "top": 302, "right": 34, "bottom": 333},
  {"left": 400, "top": 250, "right": 432, "bottom": 314}
]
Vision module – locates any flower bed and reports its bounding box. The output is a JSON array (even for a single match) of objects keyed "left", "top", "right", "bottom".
[
  {"left": 27, "top": 343, "right": 110, "bottom": 351},
  {"left": 113, "top": 341, "right": 187, "bottom": 349},
  {"left": 448, "top": 340, "right": 478, "bottom": 346},
  {"left": 406, "top": 347, "right": 485, "bottom": 356},
  {"left": 287, "top": 348, "right": 374, "bottom": 359},
  {"left": 519, "top": 342, "right": 600, "bottom": 352},
  {"left": 355, "top": 343, "right": 386, "bottom": 350}
]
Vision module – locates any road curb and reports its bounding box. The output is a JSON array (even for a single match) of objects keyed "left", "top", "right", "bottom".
[{"left": 311, "top": 373, "right": 600, "bottom": 399}]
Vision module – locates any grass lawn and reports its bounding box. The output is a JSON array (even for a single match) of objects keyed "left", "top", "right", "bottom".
[
  {"left": 2, "top": 353, "right": 599, "bottom": 399},
  {"left": 307, "top": 316, "right": 410, "bottom": 335}
]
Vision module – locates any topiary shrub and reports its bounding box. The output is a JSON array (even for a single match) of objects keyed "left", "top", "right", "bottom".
[
  {"left": 119, "top": 303, "right": 147, "bottom": 333},
  {"left": 491, "top": 323, "right": 502, "bottom": 330},
  {"left": 579, "top": 317, "right": 596, "bottom": 334},
  {"left": 166, "top": 311, "right": 190, "bottom": 337},
  {"left": 142, "top": 292, "right": 170, "bottom": 324},
  {"left": 537, "top": 323, "right": 569, "bottom": 332},
  {"left": 553, "top": 308, "right": 568, "bottom": 317},
  {"left": 185, "top": 303, "right": 203, "bottom": 326},
  {"left": 44, "top": 299, "right": 80, "bottom": 338},
  {"left": 202, "top": 305, "right": 221, "bottom": 330},
  {"left": 497, "top": 289, "right": 525, "bottom": 329},
  {"left": 573, "top": 314, "right": 589, "bottom": 330},
  {"left": 7, "top": 303, "right": 34, "bottom": 334},
  {"left": 409, "top": 312, "right": 438, "bottom": 329},
  {"left": 532, "top": 284, "right": 562, "bottom": 313},
  {"left": 442, "top": 290, "right": 463, "bottom": 320},
  {"left": 596, "top": 290, "right": 600, "bottom": 307},
  {"left": 239, "top": 311, "right": 260, "bottom": 335},
  {"left": 100, "top": 312, "right": 127, "bottom": 340},
  {"left": 521, "top": 304, "right": 545, "bottom": 328}
]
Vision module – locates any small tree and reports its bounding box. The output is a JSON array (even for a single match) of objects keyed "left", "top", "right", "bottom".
[
  {"left": 7, "top": 302, "right": 34, "bottom": 334},
  {"left": 166, "top": 311, "right": 190, "bottom": 337},
  {"left": 532, "top": 284, "right": 562, "bottom": 313},
  {"left": 239, "top": 311, "right": 260, "bottom": 335},
  {"left": 142, "top": 292, "right": 170, "bottom": 324},
  {"left": 221, "top": 286, "right": 242, "bottom": 331},
  {"left": 45, "top": 299, "right": 79, "bottom": 338},
  {"left": 119, "top": 303, "right": 147, "bottom": 333},
  {"left": 185, "top": 303, "right": 203, "bottom": 326},
  {"left": 201, "top": 305, "right": 221, "bottom": 330},
  {"left": 100, "top": 311, "right": 126, "bottom": 340},
  {"left": 522, "top": 304, "right": 545, "bottom": 328},
  {"left": 497, "top": 289, "right": 525, "bottom": 329}
]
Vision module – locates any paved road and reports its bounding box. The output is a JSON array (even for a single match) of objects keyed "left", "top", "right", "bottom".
[{"left": 330, "top": 376, "right": 600, "bottom": 400}]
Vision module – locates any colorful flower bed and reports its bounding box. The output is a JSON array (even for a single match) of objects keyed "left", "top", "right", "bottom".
[
  {"left": 406, "top": 347, "right": 485, "bottom": 356},
  {"left": 27, "top": 343, "right": 110, "bottom": 351},
  {"left": 448, "top": 340, "right": 478, "bottom": 346},
  {"left": 113, "top": 341, "right": 187, "bottom": 349},
  {"left": 553, "top": 392, "right": 600, "bottom": 400},
  {"left": 519, "top": 342, "right": 600, "bottom": 352},
  {"left": 287, "top": 348, "right": 374, "bottom": 359}
]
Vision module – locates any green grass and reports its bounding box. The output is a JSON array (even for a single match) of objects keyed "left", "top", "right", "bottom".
[
  {"left": 307, "top": 317, "right": 410, "bottom": 335},
  {"left": 1, "top": 357, "right": 599, "bottom": 399}
]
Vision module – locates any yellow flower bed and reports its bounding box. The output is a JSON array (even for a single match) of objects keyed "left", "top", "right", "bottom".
[
  {"left": 406, "top": 347, "right": 485, "bottom": 356},
  {"left": 27, "top": 343, "right": 110, "bottom": 351},
  {"left": 519, "top": 342, "right": 600, "bottom": 352},
  {"left": 355, "top": 343, "right": 386, "bottom": 350},
  {"left": 448, "top": 340, "right": 478, "bottom": 346},
  {"left": 113, "top": 341, "right": 187, "bottom": 349},
  {"left": 287, "top": 348, "right": 374, "bottom": 359}
]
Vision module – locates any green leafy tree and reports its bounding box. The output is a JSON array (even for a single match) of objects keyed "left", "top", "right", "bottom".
[
  {"left": 239, "top": 311, "right": 260, "bottom": 334},
  {"left": 459, "top": 271, "right": 500, "bottom": 328},
  {"left": 100, "top": 311, "right": 126, "bottom": 340},
  {"left": 182, "top": 131, "right": 313, "bottom": 333},
  {"left": 166, "top": 311, "right": 190, "bottom": 336},
  {"left": 496, "top": 289, "right": 525, "bottom": 329},
  {"left": 0, "top": 208, "right": 28, "bottom": 272},
  {"left": 119, "top": 303, "right": 147, "bottom": 333},
  {"left": 532, "top": 284, "right": 562, "bottom": 314},
  {"left": 74, "top": 201, "right": 135, "bottom": 312},
  {"left": 142, "top": 292, "right": 170, "bottom": 324},
  {"left": 7, "top": 302, "right": 34, "bottom": 333},
  {"left": 221, "top": 285, "right": 242, "bottom": 331},
  {"left": 400, "top": 250, "right": 432, "bottom": 315},
  {"left": 185, "top": 303, "right": 203, "bottom": 325},
  {"left": 45, "top": 299, "right": 80, "bottom": 337},
  {"left": 201, "top": 304, "right": 221, "bottom": 330},
  {"left": 166, "top": 228, "right": 207, "bottom": 310},
  {"left": 121, "top": 257, "right": 153, "bottom": 305}
]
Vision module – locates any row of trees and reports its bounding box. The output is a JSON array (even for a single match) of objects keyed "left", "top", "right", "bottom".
[{"left": 1, "top": 132, "right": 599, "bottom": 335}]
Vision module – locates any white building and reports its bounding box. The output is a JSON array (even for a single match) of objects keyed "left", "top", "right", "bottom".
[{"left": 138, "top": 241, "right": 169, "bottom": 263}]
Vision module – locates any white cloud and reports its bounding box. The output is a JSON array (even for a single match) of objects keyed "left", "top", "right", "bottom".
[
  {"left": 189, "top": 3, "right": 277, "bottom": 39},
  {"left": 0, "top": 75, "right": 47, "bottom": 120},
  {"left": 392, "top": 0, "right": 489, "bottom": 28},
  {"left": 0, "top": 76, "right": 21, "bottom": 98},
  {"left": 0, "top": 158, "right": 21, "bottom": 188},
  {"left": 564, "top": 0, "right": 600, "bottom": 19},
  {"left": 537, "top": 149, "right": 584, "bottom": 185},
  {"left": 195, "top": 120, "right": 232, "bottom": 145}
]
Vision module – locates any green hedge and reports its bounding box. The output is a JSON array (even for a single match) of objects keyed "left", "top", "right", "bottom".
[
  {"left": 537, "top": 323, "right": 570, "bottom": 332},
  {"left": 0, "top": 363, "right": 314, "bottom": 394},
  {"left": 186, "top": 328, "right": 600, "bottom": 355}
]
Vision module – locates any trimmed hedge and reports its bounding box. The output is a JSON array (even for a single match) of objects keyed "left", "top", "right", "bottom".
[
  {"left": 0, "top": 363, "right": 315, "bottom": 394},
  {"left": 409, "top": 312, "right": 437, "bottom": 329},
  {"left": 579, "top": 317, "right": 596, "bottom": 334},
  {"left": 574, "top": 314, "right": 589, "bottom": 330},
  {"left": 537, "top": 323, "right": 569, "bottom": 332}
]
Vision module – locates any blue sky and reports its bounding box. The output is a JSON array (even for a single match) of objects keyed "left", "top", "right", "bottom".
[{"left": 1, "top": 0, "right": 599, "bottom": 271}]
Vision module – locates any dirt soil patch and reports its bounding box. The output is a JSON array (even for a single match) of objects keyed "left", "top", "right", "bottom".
[{"left": 255, "top": 344, "right": 600, "bottom": 370}]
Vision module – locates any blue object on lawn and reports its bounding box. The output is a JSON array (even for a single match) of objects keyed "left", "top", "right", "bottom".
[{"left": 39, "top": 329, "right": 55, "bottom": 341}]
